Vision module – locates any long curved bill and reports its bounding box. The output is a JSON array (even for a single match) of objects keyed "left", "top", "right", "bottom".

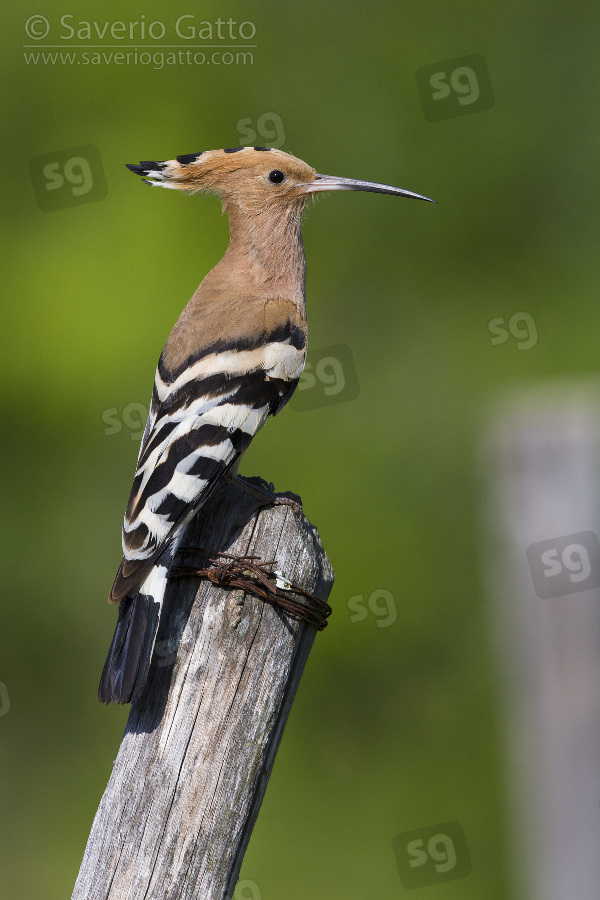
[{"left": 301, "top": 173, "right": 436, "bottom": 202}]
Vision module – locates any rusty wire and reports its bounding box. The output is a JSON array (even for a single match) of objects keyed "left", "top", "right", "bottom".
[{"left": 170, "top": 551, "right": 332, "bottom": 631}]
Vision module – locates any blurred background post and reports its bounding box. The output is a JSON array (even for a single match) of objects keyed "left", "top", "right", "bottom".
[{"left": 483, "top": 386, "right": 600, "bottom": 900}]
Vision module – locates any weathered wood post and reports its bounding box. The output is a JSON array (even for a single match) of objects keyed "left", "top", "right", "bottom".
[
  {"left": 482, "top": 386, "right": 600, "bottom": 900},
  {"left": 72, "top": 478, "right": 334, "bottom": 900}
]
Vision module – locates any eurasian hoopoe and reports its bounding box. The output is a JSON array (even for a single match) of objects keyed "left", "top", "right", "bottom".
[{"left": 99, "top": 146, "right": 435, "bottom": 705}]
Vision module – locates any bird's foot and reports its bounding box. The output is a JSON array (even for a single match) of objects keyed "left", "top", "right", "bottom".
[{"left": 224, "top": 473, "right": 304, "bottom": 517}]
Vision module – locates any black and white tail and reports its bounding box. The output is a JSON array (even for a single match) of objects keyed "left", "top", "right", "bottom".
[{"left": 98, "top": 538, "right": 180, "bottom": 704}]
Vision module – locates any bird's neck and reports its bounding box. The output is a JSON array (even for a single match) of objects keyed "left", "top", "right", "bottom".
[{"left": 220, "top": 200, "right": 307, "bottom": 300}]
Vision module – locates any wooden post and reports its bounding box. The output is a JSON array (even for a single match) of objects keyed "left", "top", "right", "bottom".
[
  {"left": 72, "top": 478, "right": 334, "bottom": 900},
  {"left": 482, "top": 387, "right": 600, "bottom": 900}
]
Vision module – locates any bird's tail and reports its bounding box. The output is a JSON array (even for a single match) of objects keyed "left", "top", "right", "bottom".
[
  {"left": 100, "top": 523, "right": 191, "bottom": 704},
  {"left": 98, "top": 588, "right": 162, "bottom": 705},
  {"left": 98, "top": 554, "right": 174, "bottom": 704}
]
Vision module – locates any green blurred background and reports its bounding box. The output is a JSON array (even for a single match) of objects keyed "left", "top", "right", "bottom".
[{"left": 2, "top": 1, "right": 598, "bottom": 897}]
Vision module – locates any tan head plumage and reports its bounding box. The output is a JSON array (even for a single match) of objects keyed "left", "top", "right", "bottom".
[
  {"left": 126, "top": 146, "right": 436, "bottom": 212},
  {"left": 126, "top": 147, "right": 319, "bottom": 214}
]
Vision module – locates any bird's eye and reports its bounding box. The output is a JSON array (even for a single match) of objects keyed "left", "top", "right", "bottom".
[{"left": 268, "top": 170, "right": 285, "bottom": 184}]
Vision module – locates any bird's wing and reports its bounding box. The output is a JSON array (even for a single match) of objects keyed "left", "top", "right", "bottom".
[{"left": 109, "top": 330, "right": 305, "bottom": 602}]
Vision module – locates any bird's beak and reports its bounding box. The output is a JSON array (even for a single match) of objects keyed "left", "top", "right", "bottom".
[{"left": 300, "top": 173, "right": 436, "bottom": 203}]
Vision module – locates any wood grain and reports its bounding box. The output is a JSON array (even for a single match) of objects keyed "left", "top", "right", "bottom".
[{"left": 72, "top": 478, "right": 334, "bottom": 900}]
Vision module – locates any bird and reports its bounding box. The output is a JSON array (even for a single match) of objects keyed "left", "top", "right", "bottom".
[{"left": 99, "top": 145, "right": 435, "bottom": 705}]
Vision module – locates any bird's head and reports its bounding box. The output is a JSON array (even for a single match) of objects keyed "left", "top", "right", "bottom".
[{"left": 126, "top": 146, "right": 435, "bottom": 216}]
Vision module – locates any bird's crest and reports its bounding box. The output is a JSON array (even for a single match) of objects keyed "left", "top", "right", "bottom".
[{"left": 126, "top": 146, "right": 319, "bottom": 210}]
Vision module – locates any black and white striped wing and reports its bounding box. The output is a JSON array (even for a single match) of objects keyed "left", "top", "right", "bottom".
[{"left": 109, "top": 337, "right": 304, "bottom": 602}]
